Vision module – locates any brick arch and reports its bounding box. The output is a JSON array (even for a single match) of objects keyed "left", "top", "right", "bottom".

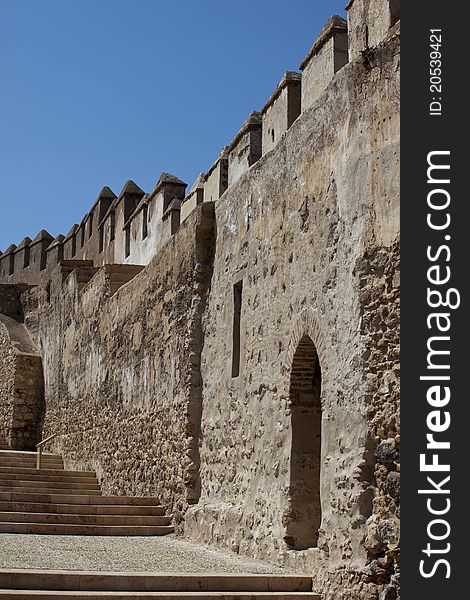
[
  {"left": 284, "top": 309, "right": 329, "bottom": 395},
  {"left": 284, "top": 313, "right": 324, "bottom": 550}
]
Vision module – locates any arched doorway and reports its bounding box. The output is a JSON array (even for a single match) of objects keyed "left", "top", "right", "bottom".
[{"left": 284, "top": 334, "right": 322, "bottom": 550}]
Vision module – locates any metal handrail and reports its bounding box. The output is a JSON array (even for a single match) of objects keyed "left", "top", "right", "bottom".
[{"left": 36, "top": 432, "right": 60, "bottom": 469}]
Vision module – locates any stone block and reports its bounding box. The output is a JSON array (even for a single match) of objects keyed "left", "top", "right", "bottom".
[
  {"left": 261, "top": 71, "right": 301, "bottom": 155},
  {"left": 300, "top": 16, "right": 348, "bottom": 112},
  {"left": 228, "top": 112, "right": 262, "bottom": 187},
  {"left": 346, "top": 0, "right": 400, "bottom": 60},
  {"left": 204, "top": 150, "right": 228, "bottom": 202}
]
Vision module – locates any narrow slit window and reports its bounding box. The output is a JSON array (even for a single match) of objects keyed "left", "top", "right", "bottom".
[
  {"left": 99, "top": 226, "right": 104, "bottom": 253},
  {"left": 8, "top": 254, "right": 14, "bottom": 276},
  {"left": 142, "top": 204, "right": 148, "bottom": 239},
  {"left": 23, "top": 247, "right": 30, "bottom": 268},
  {"left": 39, "top": 250, "right": 47, "bottom": 271},
  {"left": 81, "top": 226, "right": 85, "bottom": 248},
  {"left": 232, "top": 280, "right": 243, "bottom": 378},
  {"left": 125, "top": 227, "right": 131, "bottom": 258},
  {"left": 88, "top": 211, "right": 93, "bottom": 238},
  {"left": 110, "top": 212, "right": 115, "bottom": 242}
]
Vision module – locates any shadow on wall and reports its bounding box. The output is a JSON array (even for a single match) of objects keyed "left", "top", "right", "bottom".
[
  {"left": 0, "top": 293, "right": 44, "bottom": 451},
  {"left": 284, "top": 334, "right": 322, "bottom": 550}
]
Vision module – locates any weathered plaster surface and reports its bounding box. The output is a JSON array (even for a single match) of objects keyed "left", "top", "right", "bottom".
[
  {"left": 20, "top": 204, "right": 215, "bottom": 526},
  {"left": 185, "top": 34, "right": 400, "bottom": 599}
]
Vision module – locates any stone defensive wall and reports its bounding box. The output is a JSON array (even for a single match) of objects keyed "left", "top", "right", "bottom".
[
  {"left": 0, "top": 2, "right": 400, "bottom": 599},
  {"left": 1, "top": 2, "right": 398, "bottom": 289}
]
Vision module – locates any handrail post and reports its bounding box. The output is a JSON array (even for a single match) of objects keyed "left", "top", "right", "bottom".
[
  {"left": 36, "top": 445, "right": 43, "bottom": 470},
  {"left": 36, "top": 432, "right": 60, "bottom": 470}
]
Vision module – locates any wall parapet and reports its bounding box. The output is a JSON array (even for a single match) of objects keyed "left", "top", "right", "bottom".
[
  {"left": 261, "top": 71, "right": 301, "bottom": 155},
  {"left": 300, "top": 15, "right": 348, "bottom": 71},
  {"left": 227, "top": 112, "right": 262, "bottom": 188},
  {"left": 227, "top": 111, "right": 262, "bottom": 153},
  {"left": 181, "top": 175, "right": 205, "bottom": 224},
  {"left": 261, "top": 71, "right": 302, "bottom": 116},
  {"left": 0, "top": 245, "right": 17, "bottom": 280},
  {"left": 0, "top": 9, "right": 398, "bottom": 287},
  {"left": 299, "top": 15, "right": 348, "bottom": 112},
  {"left": 346, "top": 0, "right": 400, "bottom": 61},
  {"left": 203, "top": 148, "right": 229, "bottom": 204}
]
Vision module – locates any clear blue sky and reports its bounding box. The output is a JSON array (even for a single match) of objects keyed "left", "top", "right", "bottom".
[{"left": 0, "top": 0, "right": 346, "bottom": 250}]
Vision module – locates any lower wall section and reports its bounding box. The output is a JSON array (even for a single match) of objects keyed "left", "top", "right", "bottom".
[
  {"left": 0, "top": 311, "right": 44, "bottom": 450},
  {"left": 20, "top": 204, "right": 215, "bottom": 526},
  {"left": 0, "top": 318, "right": 15, "bottom": 446},
  {"left": 184, "top": 34, "right": 400, "bottom": 600}
]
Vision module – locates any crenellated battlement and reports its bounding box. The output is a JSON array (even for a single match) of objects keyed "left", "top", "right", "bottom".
[
  {"left": 346, "top": 0, "right": 400, "bottom": 60},
  {"left": 261, "top": 71, "right": 301, "bottom": 156},
  {"left": 0, "top": 1, "right": 399, "bottom": 287},
  {"left": 300, "top": 15, "right": 348, "bottom": 111}
]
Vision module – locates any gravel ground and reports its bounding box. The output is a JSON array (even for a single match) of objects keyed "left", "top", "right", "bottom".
[{"left": 0, "top": 534, "right": 287, "bottom": 574}]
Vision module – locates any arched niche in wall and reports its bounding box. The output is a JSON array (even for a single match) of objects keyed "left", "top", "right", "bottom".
[{"left": 284, "top": 333, "right": 323, "bottom": 550}]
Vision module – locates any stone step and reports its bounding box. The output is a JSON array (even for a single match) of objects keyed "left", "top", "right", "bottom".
[
  {"left": 0, "top": 511, "right": 172, "bottom": 526},
  {"left": 0, "top": 523, "right": 174, "bottom": 535},
  {"left": 0, "top": 487, "right": 102, "bottom": 496},
  {"left": 0, "top": 492, "right": 159, "bottom": 505},
  {"left": 0, "top": 571, "right": 313, "bottom": 593},
  {"left": 0, "top": 479, "right": 100, "bottom": 490},
  {"left": 86, "top": 496, "right": 162, "bottom": 506},
  {"left": 0, "top": 464, "right": 64, "bottom": 472},
  {"left": 0, "top": 458, "right": 64, "bottom": 466},
  {"left": 0, "top": 467, "right": 96, "bottom": 479},
  {"left": 0, "top": 459, "right": 64, "bottom": 469},
  {"left": 0, "top": 451, "right": 61, "bottom": 460},
  {"left": 0, "top": 453, "right": 63, "bottom": 465},
  {"left": 0, "top": 455, "right": 63, "bottom": 462},
  {"left": 0, "top": 501, "right": 165, "bottom": 516},
  {"left": 0, "top": 593, "right": 319, "bottom": 599},
  {"left": 0, "top": 460, "right": 62, "bottom": 468},
  {"left": 0, "top": 452, "right": 173, "bottom": 539},
  {"left": 0, "top": 474, "right": 99, "bottom": 485}
]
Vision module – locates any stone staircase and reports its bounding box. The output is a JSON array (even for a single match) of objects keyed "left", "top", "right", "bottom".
[
  {"left": 0, "top": 571, "right": 320, "bottom": 599},
  {"left": 0, "top": 451, "right": 321, "bottom": 598},
  {"left": 0, "top": 450, "right": 173, "bottom": 536}
]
